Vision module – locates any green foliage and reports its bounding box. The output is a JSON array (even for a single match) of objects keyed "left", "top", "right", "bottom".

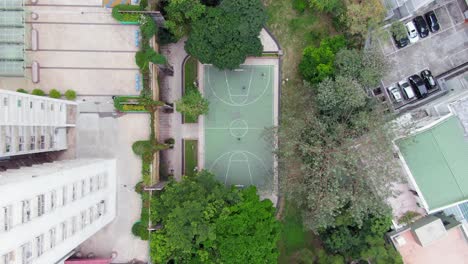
[
  {"left": 139, "top": 0, "right": 148, "bottom": 9},
  {"left": 140, "top": 15, "right": 157, "bottom": 40},
  {"left": 309, "top": 0, "right": 343, "bottom": 14},
  {"left": 299, "top": 35, "right": 346, "bottom": 83},
  {"left": 345, "top": 0, "right": 385, "bottom": 37},
  {"left": 164, "top": 0, "right": 206, "bottom": 39},
  {"left": 390, "top": 21, "right": 407, "bottom": 41},
  {"left": 132, "top": 221, "right": 149, "bottom": 240},
  {"left": 398, "top": 211, "right": 420, "bottom": 225},
  {"left": 292, "top": 0, "right": 307, "bottom": 13},
  {"left": 16, "top": 88, "right": 28, "bottom": 94},
  {"left": 49, "top": 89, "right": 61, "bottom": 99},
  {"left": 132, "top": 140, "right": 169, "bottom": 156},
  {"left": 111, "top": 4, "right": 142, "bottom": 22},
  {"left": 64, "top": 89, "right": 76, "bottom": 100},
  {"left": 157, "top": 27, "right": 178, "bottom": 45},
  {"left": 149, "top": 171, "right": 280, "bottom": 263},
  {"left": 176, "top": 85, "right": 209, "bottom": 120},
  {"left": 185, "top": 0, "right": 266, "bottom": 69},
  {"left": 32, "top": 89, "right": 45, "bottom": 96},
  {"left": 316, "top": 249, "right": 345, "bottom": 264},
  {"left": 335, "top": 48, "right": 388, "bottom": 88},
  {"left": 135, "top": 47, "right": 167, "bottom": 72}
]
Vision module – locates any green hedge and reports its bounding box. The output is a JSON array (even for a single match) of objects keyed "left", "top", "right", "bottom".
[
  {"left": 132, "top": 221, "right": 149, "bottom": 240},
  {"left": 114, "top": 96, "right": 148, "bottom": 112},
  {"left": 112, "top": 4, "right": 142, "bottom": 22}
]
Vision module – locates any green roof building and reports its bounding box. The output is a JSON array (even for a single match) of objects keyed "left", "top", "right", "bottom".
[{"left": 397, "top": 115, "right": 468, "bottom": 213}]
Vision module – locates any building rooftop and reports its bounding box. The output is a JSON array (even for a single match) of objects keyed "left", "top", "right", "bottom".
[{"left": 397, "top": 116, "right": 468, "bottom": 211}]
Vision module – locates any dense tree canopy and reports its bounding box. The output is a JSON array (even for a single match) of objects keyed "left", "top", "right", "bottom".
[
  {"left": 345, "top": 0, "right": 385, "bottom": 37},
  {"left": 390, "top": 21, "right": 407, "bottom": 41},
  {"left": 150, "top": 171, "right": 280, "bottom": 263},
  {"left": 164, "top": 0, "right": 206, "bottom": 39},
  {"left": 309, "top": 0, "right": 343, "bottom": 14},
  {"left": 185, "top": 0, "right": 267, "bottom": 69},
  {"left": 299, "top": 35, "right": 346, "bottom": 83}
]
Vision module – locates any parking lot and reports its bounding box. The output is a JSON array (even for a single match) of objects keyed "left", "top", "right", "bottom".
[{"left": 378, "top": 0, "right": 467, "bottom": 89}]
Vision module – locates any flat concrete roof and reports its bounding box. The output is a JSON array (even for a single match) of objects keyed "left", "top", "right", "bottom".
[{"left": 397, "top": 116, "right": 468, "bottom": 211}]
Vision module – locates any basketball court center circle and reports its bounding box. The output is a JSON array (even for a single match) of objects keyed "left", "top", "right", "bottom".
[{"left": 229, "top": 119, "right": 249, "bottom": 138}]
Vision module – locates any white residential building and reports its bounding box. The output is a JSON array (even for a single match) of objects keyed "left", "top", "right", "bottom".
[
  {"left": 0, "top": 159, "right": 116, "bottom": 264},
  {"left": 0, "top": 89, "right": 77, "bottom": 158}
]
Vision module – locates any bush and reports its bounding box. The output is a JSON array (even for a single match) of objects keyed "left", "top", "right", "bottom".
[
  {"left": 398, "top": 211, "right": 420, "bottom": 225},
  {"left": 140, "top": 15, "right": 157, "bottom": 40},
  {"left": 32, "top": 89, "right": 45, "bottom": 96},
  {"left": 139, "top": 0, "right": 148, "bottom": 9},
  {"left": 16, "top": 89, "right": 28, "bottom": 94},
  {"left": 64, "top": 89, "right": 77, "bottom": 100},
  {"left": 292, "top": 0, "right": 307, "bottom": 13},
  {"left": 135, "top": 181, "right": 144, "bottom": 194},
  {"left": 164, "top": 138, "right": 175, "bottom": 145},
  {"left": 132, "top": 221, "right": 149, "bottom": 240},
  {"left": 135, "top": 47, "right": 167, "bottom": 72},
  {"left": 176, "top": 85, "right": 209, "bottom": 120},
  {"left": 112, "top": 4, "right": 142, "bottom": 22},
  {"left": 49, "top": 89, "right": 61, "bottom": 99},
  {"left": 390, "top": 21, "right": 407, "bottom": 41},
  {"left": 133, "top": 140, "right": 153, "bottom": 156}
]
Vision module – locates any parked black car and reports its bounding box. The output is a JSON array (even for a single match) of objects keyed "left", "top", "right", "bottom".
[
  {"left": 413, "top": 16, "right": 429, "bottom": 38},
  {"left": 393, "top": 34, "right": 409, "bottom": 48},
  {"left": 424, "top": 11, "right": 440, "bottom": 32},
  {"left": 408, "top": 75, "right": 428, "bottom": 98},
  {"left": 420, "top": 69, "right": 437, "bottom": 90}
]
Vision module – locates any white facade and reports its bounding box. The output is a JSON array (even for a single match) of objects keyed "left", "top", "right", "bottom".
[
  {"left": 0, "top": 89, "right": 77, "bottom": 158},
  {"left": 0, "top": 159, "right": 116, "bottom": 264}
]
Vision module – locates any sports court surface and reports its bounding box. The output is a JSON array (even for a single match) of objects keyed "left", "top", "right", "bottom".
[{"left": 202, "top": 64, "right": 276, "bottom": 192}]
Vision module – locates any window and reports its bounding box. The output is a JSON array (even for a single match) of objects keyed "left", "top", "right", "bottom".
[
  {"left": 61, "top": 221, "right": 67, "bottom": 241},
  {"left": 17, "top": 99, "right": 21, "bottom": 107},
  {"left": 3, "top": 97, "right": 8, "bottom": 106},
  {"left": 62, "top": 186, "right": 68, "bottom": 206},
  {"left": 30, "top": 136, "right": 35, "bottom": 151},
  {"left": 50, "top": 104, "right": 54, "bottom": 111},
  {"left": 35, "top": 234, "right": 44, "bottom": 257},
  {"left": 89, "top": 177, "right": 94, "bottom": 193},
  {"left": 37, "top": 194, "right": 45, "bottom": 217},
  {"left": 49, "top": 227, "right": 56, "bottom": 249},
  {"left": 72, "top": 183, "right": 77, "bottom": 201},
  {"left": 1, "top": 252, "right": 15, "bottom": 264},
  {"left": 21, "top": 200, "right": 31, "bottom": 223},
  {"left": 60, "top": 104, "right": 63, "bottom": 112},
  {"left": 2, "top": 205, "right": 12, "bottom": 232},
  {"left": 18, "top": 136, "right": 24, "bottom": 151},
  {"left": 21, "top": 242, "right": 32, "bottom": 264},
  {"left": 89, "top": 207, "right": 94, "bottom": 224},
  {"left": 50, "top": 190, "right": 57, "bottom": 211},
  {"left": 5, "top": 136, "right": 11, "bottom": 153},
  {"left": 80, "top": 211, "right": 87, "bottom": 229},
  {"left": 71, "top": 216, "right": 77, "bottom": 235},
  {"left": 97, "top": 174, "right": 102, "bottom": 190},
  {"left": 99, "top": 200, "right": 106, "bottom": 216},
  {"left": 81, "top": 180, "right": 86, "bottom": 198},
  {"left": 40, "top": 102, "right": 44, "bottom": 110},
  {"left": 49, "top": 135, "right": 55, "bottom": 148},
  {"left": 39, "top": 136, "right": 45, "bottom": 150},
  {"left": 29, "top": 101, "right": 33, "bottom": 109}
]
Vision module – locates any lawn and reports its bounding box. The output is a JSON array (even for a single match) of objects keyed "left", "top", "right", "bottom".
[
  {"left": 183, "top": 56, "right": 199, "bottom": 123},
  {"left": 184, "top": 140, "right": 198, "bottom": 176}
]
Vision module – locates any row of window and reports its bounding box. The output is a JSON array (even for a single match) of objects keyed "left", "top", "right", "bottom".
[
  {"left": 1, "top": 126, "right": 59, "bottom": 154},
  {"left": 1, "top": 96, "right": 64, "bottom": 112},
  {"left": 1, "top": 173, "right": 108, "bottom": 233},
  {"left": 1, "top": 200, "right": 107, "bottom": 264}
]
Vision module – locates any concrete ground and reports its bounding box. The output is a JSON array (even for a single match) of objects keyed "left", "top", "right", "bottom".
[
  {"left": 0, "top": 4, "right": 140, "bottom": 95},
  {"left": 76, "top": 113, "right": 150, "bottom": 263},
  {"left": 379, "top": 0, "right": 467, "bottom": 87}
]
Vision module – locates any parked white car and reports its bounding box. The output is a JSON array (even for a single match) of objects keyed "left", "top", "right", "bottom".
[
  {"left": 387, "top": 85, "right": 403, "bottom": 103},
  {"left": 398, "top": 80, "right": 415, "bottom": 100},
  {"left": 405, "top": 21, "right": 419, "bottom": 43}
]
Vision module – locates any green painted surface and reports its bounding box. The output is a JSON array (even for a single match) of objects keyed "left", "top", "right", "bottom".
[
  {"left": 183, "top": 56, "right": 199, "bottom": 123},
  {"left": 397, "top": 116, "right": 468, "bottom": 210},
  {"left": 184, "top": 140, "right": 198, "bottom": 177}
]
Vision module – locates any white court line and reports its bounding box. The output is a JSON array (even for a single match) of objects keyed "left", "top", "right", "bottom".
[{"left": 205, "top": 127, "right": 267, "bottom": 130}]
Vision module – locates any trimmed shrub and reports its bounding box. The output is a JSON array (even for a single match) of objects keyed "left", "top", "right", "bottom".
[
  {"left": 49, "top": 89, "right": 61, "bottom": 99},
  {"left": 131, "top": 221, "right": 149, "bottom": 240},
  {"left": 32, "top": 89, "right": 46, "bottom": 96},
  {"left": 135, "top": 181, "right": 144, "bottom": 194},
  {"left": 112, "top": 4, "right": 142, "bottom": 22},
  {"left": 292, "top": 0, "right": 307, "bottom": 13},
  {"left": 64, "top": 89, "right": 77, "bottom": 100},
  {"left": 16, "top": 89, "right": 28, "bottom": 94}
]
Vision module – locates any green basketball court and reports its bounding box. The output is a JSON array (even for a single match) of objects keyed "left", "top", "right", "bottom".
[{"left": 203, "top": 64, "right": 276, "bottom": 192}]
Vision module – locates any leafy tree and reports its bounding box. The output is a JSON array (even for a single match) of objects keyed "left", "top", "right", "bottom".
[
  {"left": 176, "top": 85, "right": 209, "bottom": 121},
  {"left": 335, "top": 48, "right": 388, "bottom": 88},
  {"left": 32, "top": 89, "right": 45, "bottom": 96},
  {"left": 64, "top": 89, "right": 76, "bottom": 100},
  {"left": 315, "top": 76, "right": 366, "bottom": 123},
  {"left": 299, "top": 36, "right": 346, "bottom": 83},
  {"left": 135, "top": 47, "right": 167, "bottom": 72},
  {"left": 292, "top": 0, "right": 308, "bottom": 13},
  {"left": 390, "top": 21, "right": 407, "bottom": 41},
  {"left": 132, "top": 140, "right": 169, "bottom": 156},
  {"left": 185, "top": 0, "right": 266, "bottom": 69},
  {"left": 140, "top": 15, "right": 157, "bottom": 40},
  {"left": 164, "top": 0, "right": 206, "bottom": 39},
  {"left": 149, "top": 171, "right": 280, "bottom": 263},
  {"left": 345, "top": 0, "right": 385, "bottom": 37},
  {"left": 309, "top": 0, "right": 343, "bottom": 14}
]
